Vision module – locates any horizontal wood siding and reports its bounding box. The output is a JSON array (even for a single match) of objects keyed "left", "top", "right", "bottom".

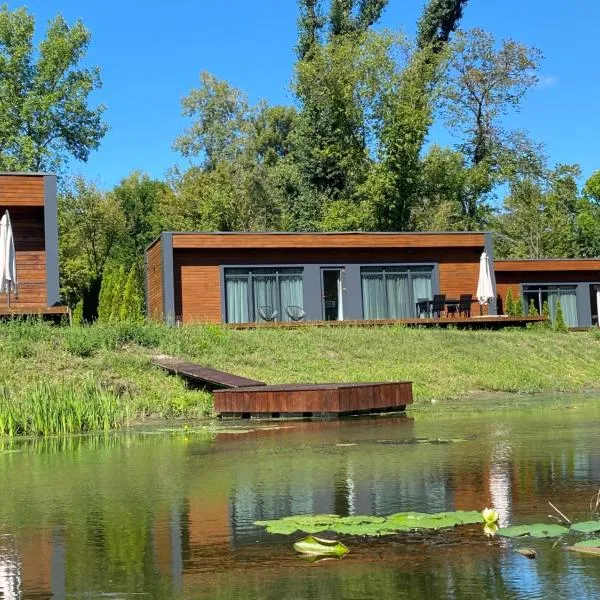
[
  {"left": 0, "top": 206, "right": 47, "bottom": 308},
  {"left": 173, "top": 232, "right": 486, "bottom": 250},
  {"left": 0, "top": 175, "right": 45, "bottom": 206},
  {"left": 496, "top": 268, "right": 600, "bottom": 314},
  {"left": 173, "top": 245, "right": 484, "bottom": 324},
  {"left": 213, "top": 381, "right": 413, "bottom": 415},
  {"left": 146, "top": 240, "right": 164, "bottom": 321},
  {"left": 495, "top": 259, "right": 600, "bottom": 272}
]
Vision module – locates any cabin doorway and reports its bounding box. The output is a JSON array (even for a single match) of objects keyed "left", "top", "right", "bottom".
[
  {"left": 322, "top": 268, "right": 344, "bottom": 321},
  {"left": 590, "top": 285, "right": 600, "bottom": 326}
]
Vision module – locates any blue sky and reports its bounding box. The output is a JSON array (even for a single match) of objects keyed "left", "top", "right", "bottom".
[{"left": 15, "top": 0, "right": 600, "bottom": 189}]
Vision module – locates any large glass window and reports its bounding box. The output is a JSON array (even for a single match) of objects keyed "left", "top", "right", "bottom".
[
  {"left": 361, "top": 266, "right": 434, "bottom": 320},
  {"left": 523, "top": 285, "right": 578, "bottom": 327},
  {"left": 225, "top": 268, "right": 304, "bottom": 323}
]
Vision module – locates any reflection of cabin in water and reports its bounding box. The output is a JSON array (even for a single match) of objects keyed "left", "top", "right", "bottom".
[{"left": 0, "top": 173, "right": 67, "bottom": 317}]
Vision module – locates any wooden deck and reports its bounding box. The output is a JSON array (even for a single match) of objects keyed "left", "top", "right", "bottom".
[
  {"left": 226, "top": 316, "right": 546, "bottom": 330},
  {"left": 152, "top": 357, "right": 266, "bottom": 390},
  {"left": 214, "top": 381, "right": 413, "bottom": 419},
  {"left": 0, "top": 305, "right": 70, "bottom": 321}
]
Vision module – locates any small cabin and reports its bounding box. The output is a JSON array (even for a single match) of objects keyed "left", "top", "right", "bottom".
[
  {"left": 0, "top": 172, "right": 65, "bottom": 317},
  {"left": 145, "top": 231, "right": 496, "bottom": 325},
  {"left": 495, "top": 259, "right": 600, "bottom": 328}
]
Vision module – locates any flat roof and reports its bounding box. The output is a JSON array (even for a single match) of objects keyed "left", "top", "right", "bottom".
[
  {"left": 0, "top": 172, "right": 54, "bottom": 176},
  {"left": 495, "top": 258, "right": 600, "bottom": 272},
  {"left": 147, "top": 231, "right": 490, "bottom": 252}
]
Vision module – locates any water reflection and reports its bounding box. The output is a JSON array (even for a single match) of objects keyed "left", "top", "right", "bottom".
[{"left": 0, "top": 406, "right": 600, "bottom": 598}]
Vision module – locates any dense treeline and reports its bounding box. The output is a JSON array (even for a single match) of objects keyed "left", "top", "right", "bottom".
[{"left": 0, "top": 3, "right": 599, "bottom": 319}]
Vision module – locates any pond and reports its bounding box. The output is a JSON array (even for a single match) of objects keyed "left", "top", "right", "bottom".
[{"left": 1, "top": 396, "right": 600, "bottom": 599}]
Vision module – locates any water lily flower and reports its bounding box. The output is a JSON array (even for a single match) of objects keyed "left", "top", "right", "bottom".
[
  {"left": 482, "top": 508, "right": 499, "bottom": 524},
  {"left": 484, "top": 523, "right": 498, "bottom": 538}
]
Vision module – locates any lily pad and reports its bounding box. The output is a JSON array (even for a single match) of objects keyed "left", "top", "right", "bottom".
[
  {"left": 570, "top": 521, "right": 600, "bottom": 534},
  {"left": 331, "top": 523, "right": 398, "bottom": 537},
  {"left": 336, "top": 515, "right": 386, "bottom": 525},
  {"left": 264, "top": 521, "right": 300, "bottom": 535},
  {"left": 497, "top": 524, "right": 569, "bottom": 538},
  {"left": 293, "top": 535, "right": 349, "bottom": 557},
  {"left": 572, "top": 538, "right": 600, "bottom": 548}
]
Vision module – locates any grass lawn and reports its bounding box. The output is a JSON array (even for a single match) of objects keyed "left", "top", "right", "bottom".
[{"left": 1, "top": 320, "right": 600, "bottom": 435}]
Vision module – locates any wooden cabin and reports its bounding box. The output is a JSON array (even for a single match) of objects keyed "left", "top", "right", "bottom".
[
  {"left": 495, "top": 259, "right": 600, "bottom": 328},
  {"left": 0, "top": 173, "right": 66, "bottom": 317},
  {"left": 145, "top": 231, "right": 496, "bottom": 325}
]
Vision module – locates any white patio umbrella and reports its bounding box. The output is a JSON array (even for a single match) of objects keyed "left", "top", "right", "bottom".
[
  {"left": 476, "top": 251, "right": 495, "bottom": 314},
  {"left": 0, "top": 210, "right": 18, "bottom": 307}
]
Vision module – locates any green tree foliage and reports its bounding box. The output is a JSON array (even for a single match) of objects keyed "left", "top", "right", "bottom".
[
  {"left": 97, "top": 269, "right": 115, "bottom": 323},
  {"left": 528, "top": 298, "right": 539, "bottom": 317},
  {"left": 417, "top": 0, "right": 469, "bottom": 52},
  {"left": 542, "top": 300, "right": 550, "bottom": 326},
  {"left": 119, "top": 266, "right": 144, "bottom": 323},
  {"left": 513, "top": 296, "right": 524, "bottom": 317},
  {"left": 554, "top": 299, "right": 567, "bottom": 332},
  {"left": 505, "top": 288, "right": 515, "bottom": 316},
  {"left": 495, "top": 165, "right": 582, "bottom": 259},
  {"left": 59, "top": 177, "right": 125, "bottom": 319},
  {"left": 109, "top": 266, "right": 126, "bottom": 323},
  {"left": 0, "top": 5, "right": 107, "bottom": 172}
]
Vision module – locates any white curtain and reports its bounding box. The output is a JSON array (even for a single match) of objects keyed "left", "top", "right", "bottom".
[
  {"left": 362, "top": 273, "right": 387, "bottom": 319},
  {"left": 280, "top": 276, "right": 303, "bottom": 321},
  {"left": 253, "top": 276, "right": 278, "bottom": 321},
  {"left": 386, "top": 274, "right": 410, "bottom": 319},
  {"left": 412, "top": 274, "right": 433, "bottom": 316},
  {"left": 549, "top": 290, "right": 578, "bottom": 327},
  {"left": 225, "top": 278, "right": 249, "bottom": 323}
]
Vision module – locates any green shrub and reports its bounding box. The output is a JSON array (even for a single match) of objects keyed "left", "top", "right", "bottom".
[
  {"left": 513, "top": 296, "right": 524, "bottom": 317},
  {"left": 505, "top": 288, "right": 515, "bottom": 316},
  {"left": 554, "top": 300, "right": 568, "bottom": 332},
  {"left": 528, "top": 298, "right": 539, "bottom": 317},
  {"left": 72, "top": 300, "right": 84, "bottom": 325}
]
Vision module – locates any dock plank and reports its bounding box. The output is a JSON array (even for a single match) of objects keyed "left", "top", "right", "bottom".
[{"left": 152, "top": 357, "right": 266, "bottom": 390}]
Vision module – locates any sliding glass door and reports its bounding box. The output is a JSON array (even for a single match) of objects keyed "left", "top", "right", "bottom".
[
  {"left": 225, "top": 268, "right": 304, "bottom": 323},
  {"left": 523, "top": 285, "right": 578, "bottom": 327},
  {"left": 361, "top": 266, "right": 433, "bottom": 320}
]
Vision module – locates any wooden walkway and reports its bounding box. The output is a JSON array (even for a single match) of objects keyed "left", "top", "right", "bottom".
[
  {"left": 152, "top": 357, "right": 266, "bottom": 390},
  {"left": 153, "top": 356, "right": 413, "bottom": 419}
]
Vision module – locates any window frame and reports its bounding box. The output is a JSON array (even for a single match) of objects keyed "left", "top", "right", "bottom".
[
  {"left": 360, "top": 265, "right": 435, "bottom": 320},
  {"left": 223, "top": 266, "right": 304, "bottom": 323}
]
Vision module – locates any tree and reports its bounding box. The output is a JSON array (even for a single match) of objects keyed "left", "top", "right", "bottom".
[
  {"left": 505, "top": 288, "right": 515, "bottom": 316},
  {"left": 119, "top": 266, "right": 144, "bottom": 322},
  {"left": 554, "top": 299, "right": 567, "bottom": 332},
  {"left": 110, "top": 172, "right": 168, "bottom": 272},
  {"left": 442, "top": 29, "right": 542, "bottom": 167},
  {"left": 0, "top": 6, "right": 107, "bottom": 172},
  {"left": 59, "top": 177, "right": 125, "bottom": 318},
  {"left": 363, "top": 0, "right": 468, "bottom": 231},
  {"left": 583, "top": 170, "right": 600, "bottom": 204},
  {"left": 495, "top": 165, "right": 581, "bottom": 259}
]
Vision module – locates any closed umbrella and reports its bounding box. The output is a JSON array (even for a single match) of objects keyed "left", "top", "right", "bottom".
[
  {"left": 476, "top": 251, "right": 495, "bottom": 314},
  {"left": 0, "top": 210, "right": 18, "bottom": 307}
]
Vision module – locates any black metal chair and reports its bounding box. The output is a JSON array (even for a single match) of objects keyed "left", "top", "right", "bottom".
[
  {"left": 285, "top": 305, "right": 306, "bottom": 322},
  {"left": 458, "top": 294, "right": 473, "bottom": 317},
  {"left": 258, "top": 305, "right": 278, "bottom": 322},
  {"left": 416, "top": 298, "right": 432, "bottom": 319},
  {"left": 431, "top": 294, "right": 446, "bottom": 318}
]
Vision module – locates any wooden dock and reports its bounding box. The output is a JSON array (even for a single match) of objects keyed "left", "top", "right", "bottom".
[
  {"left": 213, "top": 381, "right": 413, "bottom": 419},
  {"left": 152, "top": 357, "right": 266, "bottom": 390}
]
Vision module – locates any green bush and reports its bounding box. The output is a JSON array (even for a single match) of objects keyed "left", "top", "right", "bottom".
[
  {"left": 554, "top": 300, "right": 568, "bottom": 332},
  {"left": 528, "top": 298, "right": 539, "bottom": 317},
  {"left": 505, "top": 288, "right": 515, "bottom": 316}
]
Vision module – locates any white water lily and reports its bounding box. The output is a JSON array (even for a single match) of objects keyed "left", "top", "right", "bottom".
[{"left": 482, "top": 508, "right": 499, "bottom": 524}]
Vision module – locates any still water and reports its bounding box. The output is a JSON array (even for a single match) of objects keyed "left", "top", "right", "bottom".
[{"left": 1, "top": 398, "right": 600, "bottom": 599}]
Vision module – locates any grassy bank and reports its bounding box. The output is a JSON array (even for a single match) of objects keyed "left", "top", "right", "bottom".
[{"left": 1, "top": 320, "right": 600, "bottom": 435}]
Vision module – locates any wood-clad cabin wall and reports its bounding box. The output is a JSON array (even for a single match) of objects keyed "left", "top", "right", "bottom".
[
  {"left": 0, "top": 174, "right": 48, "bottom": 308},
  {"left": 496, "top": 269, "right": 600, "bottom": 314},
  {"left": 173, "top": 245, "right": 485, "bottom": 324},
  {"left": 146, "top": 240, "right": 164, "bottom": 321}
]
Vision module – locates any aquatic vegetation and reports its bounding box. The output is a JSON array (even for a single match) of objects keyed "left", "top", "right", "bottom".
[
  {"left": 255, "top": 510, "right": 485, "bottom": 537},
  {"left": 293, "top": 536, "right": 349, "bottom": 557},
  {"left": 482, "top": 508, "right": 499, "bottom": 524},
  {"left": 496, "top": 524, "right": 569, "bottom": 538},
  {"left": 570, "top": 521, "right": 600, "bottom": 534}
]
